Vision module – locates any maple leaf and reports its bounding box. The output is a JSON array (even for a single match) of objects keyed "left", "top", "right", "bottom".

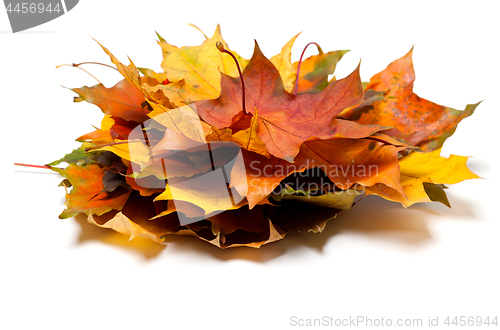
[
  {"left": 88, "top": 192, "right": 182, "bottom": 242},
  {"left": 230, "top": 137, "right": 405, "bottom": 208},
  {"left": 422, "top": 183, "right": 450, "bottom": 208},
  {"left": 76, "top": 115, "right": 134, "bottom": 145},
  {"left": 97, "top": 41, "right": 175, "bottom": 111},
  {"left": 349, "top": 48, "right": 480, "bottom": 151},
  {"left": 51, "top": 163, "right": 131, "bottom": 219},
  {"left": 230, "top": 149, "right": 298, "bottom": 208},
  {"left": 197, "top": 42, "right": 386, "bottom": 162},
  {"left": 72, "top": 79, "right": 151, "bottom": 123},
  {"left": 124, "top": 161, "right": 165, "bottom": 197},
  {"left": 272, "top": 187, "right": 362, "bottom": 210},
  {"left": 153, "top": 170, "right": 247, "bottom": 216},
  {"left": 365, "top": 148, "right": 480, "bottom": 207},
  {"left": 269, "top": 33, "right": 300, "bottom": 93},
  {"left": 96, "top": 139, "right": 150, "bottom": 165},
  {"left": 148, "top": 202, "right": 285, "bottom": 248},
  {"left": 77, "top": 128, "right": 113, "bottom": 145},
  {"left": 146, "top": 104, "right": 208, "bottom": 148},
  {"left": 295, "top": 138, "right": 405, "bottom": 193},
  {"left": 338, "top": 89, "right": 386, "bottom": 120},
  {"left": 152, "top": 24, "right": 248, "bottom": 106},
  {"left": 205, "top": 205, "right": 271, "bottom": 236},
  {"left": 137, "top": 67, "right": 168, "bottom": 85},
  {"left": 264, "top": 200, "right": 341, "bottom": 234},
  {"left": 206, "top": 108, "right": 270, "bottom": 158},
  {"left": 293, "top": 47, "right": 349, "bottom": 94},
  {"left": 193, "top": 206, "right": 285, "bottom": 248},
  {"left": 46, "top": 145, "right": 92, "bottom": 167}
]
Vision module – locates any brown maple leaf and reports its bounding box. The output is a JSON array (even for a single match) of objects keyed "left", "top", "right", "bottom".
[
  {"left": 72, "top": 79, "right": 151, "bottom": 123},
  {"left": 345, "top": 48, "right": 480, "bottom": 151},
  {"left": 51, "top": 163, "right": 131, "bottom": 219},
  {"left": 230, "top": 137, "right": 405, "bottom": 208},
  {"left": 197, "top": 42, "right": 387, "bottom": 162}
]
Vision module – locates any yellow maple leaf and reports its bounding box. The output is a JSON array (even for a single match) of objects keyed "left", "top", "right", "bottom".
[
  {"left": 269, "top": 33, "right": 300, "bottom": 93},
  {"left": 157, "top": 24, "right": 248, "bottom": 104},
  {"left": 206, "top": 108, "right": 270, "bottom": 158},
  {"left": 366, "top": 148, "right": 480, "bottom": 207}
]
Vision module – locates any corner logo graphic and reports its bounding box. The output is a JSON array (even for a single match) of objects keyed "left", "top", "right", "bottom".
[
  {"left": 3, "top": 0, "right": 79, "bottom": 33},
  {"left": 128, "top": 104, "right": 248, "bottom": 226}
]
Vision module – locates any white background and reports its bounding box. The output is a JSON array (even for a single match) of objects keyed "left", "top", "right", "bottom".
[{"left": 1, "top": 1, "right": 498, "bottom": 329}]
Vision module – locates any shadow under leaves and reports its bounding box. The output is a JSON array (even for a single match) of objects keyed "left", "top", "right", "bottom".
[
  {"left": 72, "top": 192, "right": 476, "bottom": 262},
  {"left": 74, "top": 214, "right": 166, "bottom": 259}
]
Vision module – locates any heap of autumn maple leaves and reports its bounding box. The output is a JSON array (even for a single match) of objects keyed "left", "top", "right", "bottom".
[{"left": 48, "top": 25, "right": 480, "bottom": 248}]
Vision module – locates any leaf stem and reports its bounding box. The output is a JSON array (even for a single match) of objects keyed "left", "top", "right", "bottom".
[
  {"left": 294, "top": 42, "right": 324, "bottom": 95},
  {"left": 56, "top": 64, "right": 103, "bottom": 84},
  {"left": 14, "top": 163, "right": 51, "bottom": 169},
  {"left": 216, "top": 41, "right": 247, "bottom": 116},
  {"left": 56, "top": 61, "right": 119, "bottom": 85},
  {"left": 187, "top": 23, "right": 209, "bottom": 40},
  {"left": 56, "top": 62, "right": 118, "bottom": 71}
]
